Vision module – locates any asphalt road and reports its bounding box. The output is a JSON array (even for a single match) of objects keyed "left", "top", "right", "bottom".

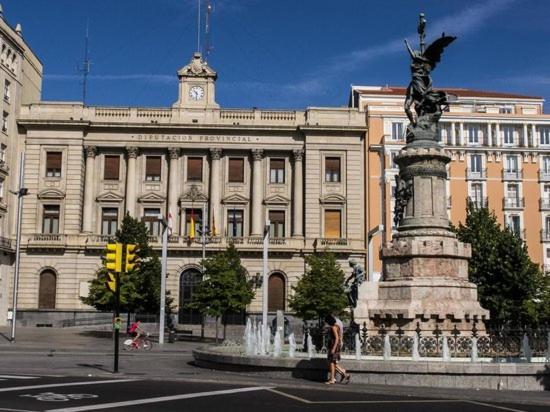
[{"left": 0, "top": 374, "right": 548, "bottom": 412}]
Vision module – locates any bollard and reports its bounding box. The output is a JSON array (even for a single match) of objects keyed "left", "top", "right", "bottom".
[{"left": 168, "top": 329, "right": 176, "bottom": 343}]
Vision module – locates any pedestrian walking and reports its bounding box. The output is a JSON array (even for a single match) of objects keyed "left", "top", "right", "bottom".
[{"left": 324, "top": 314, "right": 351, "bottom": 384}]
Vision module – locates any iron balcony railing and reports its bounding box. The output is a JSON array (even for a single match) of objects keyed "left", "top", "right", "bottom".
[
  {"left": 540, "top": 198, "right": 550, "bottom": 210},
  {"left": 503, "top": 197, "right": 525, "bottom": 209},
  {"left": 540, "top": 230, "right": 550, "bottom": 242},
  {"left": 502, "top": 169, "right": 523, "bottom": 180},
  {"left": 538, "top": 170, "right": 550, "bottom": 182},
  {"left": 467, "top": 196, "right": 488, "bottom": 208},
  {"left": 466, "top": 168, "right": 487, "bottom": 180}
]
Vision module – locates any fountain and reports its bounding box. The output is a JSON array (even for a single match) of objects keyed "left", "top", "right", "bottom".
[
  {"left": 442, "top": 336, "right": 451, "bottom": 362},
  {"left": 412, "top": 333, "right": 420, "bottom": 361},
  {"left": 273, "top": 330, "right": 282, "bottom": 358},
  {"left": 307, "top": 334, "right": 314, "bottom": 359},
  {"left": 244, "top": 318, "right": 254, "bottom": 355},
  {"left": 355, "top": 334, "right": 362, "bottom": 360},
  {"left": 522, "top": 334, "right": 532, "bottom": 363},
  {"left": 383, "top": 335, "right": 391, "bottom": 360},
  {"left": 288, "top": 333, "right": 296, "bottom": 358},
  {"left": 470, "top": 337, "right": 478, "bottom": 362}
]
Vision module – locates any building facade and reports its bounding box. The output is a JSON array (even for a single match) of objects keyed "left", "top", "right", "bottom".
[
  {"left": 0, "top": 13, "right": 42, "bottom": 326},
  {"left": 11, "top": 53, "right": 366, "bottom": 325},
  {"left": 351, "top": 86, "right": 550, "bottom": 281}
]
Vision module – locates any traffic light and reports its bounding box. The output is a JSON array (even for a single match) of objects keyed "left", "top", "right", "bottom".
[
  {"left": 125, "top": 244, "right": 138, "bottom": 272},
  {"left": 105, "top": 243, "right": 123, "bottom": 273},
  {"left": 105, "top": 271, "right": 117, "bottom": 293}
]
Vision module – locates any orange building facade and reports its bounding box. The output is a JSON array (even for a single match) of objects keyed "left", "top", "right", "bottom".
[{"left": 351, "top": 86, "right": 550, "bottom": 280}]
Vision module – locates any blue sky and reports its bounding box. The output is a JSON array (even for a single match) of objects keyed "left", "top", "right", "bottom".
[{"left": 4, "top": 0, "right": 550, "bottom": 111}]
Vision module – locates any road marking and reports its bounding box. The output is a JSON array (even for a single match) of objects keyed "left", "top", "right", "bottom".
[
  {"left": 465, "top": 401, "right": 528, "bottom": 412},
  {"left": 0, "top": 379, "right": 137, "bottom": 393},
  {"left": 0, "top": 375, "right": 38, "bottom": 380},
  {"left": 45, "top": 386, "right": 273, "bottom": 412},
  {"left": 0, "top": 408, "right": 38, "bottom": 412},
  {"left": 266, "top": 388, "right": 312, "bottom": 404}
]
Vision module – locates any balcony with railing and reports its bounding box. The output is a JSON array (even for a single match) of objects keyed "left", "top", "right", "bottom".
[
  {"left": 540, "top": 198, "right": 550, "bottom": 210},
  {"left": 467, "top": 196, "right": 488, "bottom": 208},
  {"left": 0, "top": 236, "right": 12, "bottom": 252},
  {"left": 502, "top": 169, "right": 523, "bottom": 181},
  {"left": 538, "top": 170, "right": 550, "bottom": 182},
  {"left": 541, "top": 230, "right": 550, "bottom": 242},
  {"left": 503, "top": 197, "right": 525, "bottom": 209},
  {"left": 466, "top": 168, "right": 487, "bottom": 180}
]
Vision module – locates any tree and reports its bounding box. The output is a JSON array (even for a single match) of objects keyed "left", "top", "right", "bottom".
[
  {"left": 82, "top": 213, "right": 173, "bottom": 320},
  {"left": 454, "top": 202, "right": 550, "bottom": 328},
  {"left": 187, "top": 243, "right": 254, "bottom": 342},
  {"left": 289, "top": 251, "right": 348, "bottom": 325}
]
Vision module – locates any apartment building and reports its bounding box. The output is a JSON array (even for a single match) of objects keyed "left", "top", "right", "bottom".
[{"left": 351, "top": 86, "right": 550, "bottom": 281}]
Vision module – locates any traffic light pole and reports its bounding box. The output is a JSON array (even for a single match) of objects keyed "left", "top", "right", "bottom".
[{"left": 114, "top": 271, "right": 120, "bottom": 373}]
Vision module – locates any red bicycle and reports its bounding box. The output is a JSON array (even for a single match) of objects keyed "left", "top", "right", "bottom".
[{"left": 123, "top": 333, "right": 153, "bottom": 351}]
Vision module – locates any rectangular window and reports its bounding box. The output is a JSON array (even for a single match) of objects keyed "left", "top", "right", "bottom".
[
  {"left": 101, "top": 208, "right": 118, "bottom": 235},
  {"left": 0, "top": 179, "right": 4, "bottom": 200},
  {"left": 470, "top": 183, "right": 483, "bottom": 204},
  {"left": 227, "top": 209, "right": 243, "bottom": 237},
  {"left": 1, "top": 111, "right": 7, "bottom": 133},
  {"left": 508, "top": 215, "right": 521, "bottom": 235},
  {"left": 545, "top": 216, "right": 550, "bottom": 234},
  {"left": 142, "top": 208, "right": 161, "bottom": 236},
  {"left": 541, "top": 127, "right": 550, "bottom": 145},
  {"left": 391, "top": 122, "right": 403, "bottom": 140},
  {"left": 187, "top": 157, "right": 203, "bottom": 182},
  {"left": 499, "top": 107, "right": 512, "bottom": 114},
  {"left": 390, "top": 152, "right": 398, "bottom": 169},
  {"left": 506, "top": 155, "right": 518, "bottom": 172},
  {"left": 503, "top": 127, "right": 514, "bottom": 145},
  {"left": 3, "top": 79, "right": 10, "bottom": 102},
  {"left": 46, "top": 152, "right": 62, "bottom": 177},
  {"left": 269, "top": 159, "right": 285, "bottom": 183},
  {"left": 543, "top": 157, "right": 550, "bottom": 174},
  {"left": 269, "top": 210, "right": 285, "bottom": 238},
  {"left": 104, "top": 155, "right": 120, "bottom": 180},
  {"left": 228, "top": 158, "right": 244, "bottom": 183},
  {"left": 42, "top": 205, "right": 60, "bottom": 234},
  {"left": 468, "top": 125, "right": 479, "bottom": 144},
  {"left": 185, "top": 208, "right": 203, "bottom": 237},
  {"left": 507, "top": 183, "right": 519, "bottom": 200},
  {"left": 324, "top": 210, "right": 341, "bottom": 238},
  {"left": 145, "top": 156, "right": 161, "bottom": 181},
  {"left": 325, "top": 157, "right": 341, "bottom": 182},
  {"left": 470, "top": 154, "right": 482, "bottom": 173}
]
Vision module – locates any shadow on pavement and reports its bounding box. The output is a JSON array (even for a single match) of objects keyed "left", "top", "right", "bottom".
[
  {"left": 535, "top": 364, "right": 550, "bottom": 391},
  {"left": 77, "top": 363, "right": 113, "bottom": 373}
]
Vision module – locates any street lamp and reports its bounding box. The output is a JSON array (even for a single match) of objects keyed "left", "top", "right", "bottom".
[
  {"left": 9, "top": 153, "right": 28, "bottom": 342},
  {"left": 367, "top": 224, "right": 384, "bottom": 282},
  {"left": 261, "top": 219, "right": 270, "bottom": 347}
]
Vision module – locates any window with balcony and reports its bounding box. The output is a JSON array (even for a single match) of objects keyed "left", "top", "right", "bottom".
[
  {"left": 390, "top": 152, "right": 398, "bottom": 169},
  {"left": 470, "top": 154, "right": 482, "bottom": 174},
  {"left": 3, "top": 79, "right": 10, "bottom": 103},
  {"left": 543, "top": 156, "right": 550, "bottom": 175},
  {"left": 503, "top": 126, "right": 514, "bottom": 145},
  {"left": 228, "top": 158, "right": 244, "bottom": 183},
  {"left": 42, "top": 205, "right": 60, "bottom": 234},
  {"left": 46, "top": 152, "right": 62, "bottom": 178},
  {"left": 104, "top": 155, "right": 120, "bottom": 180},
  {"left": 269, "top": 210, "right": 285, "bottom": 238},
  {"left": 468, "top": 125, "right": 479, "bottom": 144},
  {"left": 0, "top": 179, "right": 4, "bottom": 201},
  {"left": 541, "top": 127, "right": 550, "bottom": 146},
  {"left": 325, "top": 157, "right": 341, "bottom": 182},
  {"left": 145, "top": 156, "right": 161, "bottom": 181},
  {"left": 227, "top": 209, "right": 243, "bottom": 237},
  {"left": 391, "top": 122, "right": 403, "bottom": 140},
  {"left": 269, "top": 159, "right": 285, "bottom": 183},
  {"left": 142, "top": 208, "right": 161, "bottom": 236},
  {"left": 0, "top": 144, "right": 5, "bottom": 163},
  {"left": 186, "top": 157, "right": 202, "bottom": 182},
  {"left": 506, "top": 155, "right": 519, "bottom": 173},
  {"left": 507, "top": 215, "right": 521, "bottom": 236},
  {"left": 1, "top": 111, "right": 8, "bottom": 133},
  {"left": 185, "top": 208, "right": 203, "bottom": 238},
  {"left": 324, "top": 210, "right": 341, "bottom": 238},
  {"left": 545, "top": 216, "right": 550, "bottom": 237},
  {"left": 470, "top": 183, "right": 484, "bottom": 207},
  {"left": 101, "top": 208, "right": 118, "bottom": 235}
]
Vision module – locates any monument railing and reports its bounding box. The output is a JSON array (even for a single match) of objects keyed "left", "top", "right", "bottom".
[{"left": 304, "top": 322, "right": 550, "bottom": 359}]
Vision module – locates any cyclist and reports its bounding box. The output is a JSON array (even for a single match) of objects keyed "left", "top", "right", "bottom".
[{"left": 128, "top": 319, "right": 144, "bottom": 345}]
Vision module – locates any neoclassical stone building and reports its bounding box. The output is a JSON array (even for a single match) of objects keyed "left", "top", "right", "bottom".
[{"left": 14, "top": 52, "right": 366, "bottom": 325}]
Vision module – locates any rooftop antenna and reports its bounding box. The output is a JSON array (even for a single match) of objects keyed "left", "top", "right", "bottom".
[
  {"left": 78, "top": 19, "right": 91, "bottom": 104},
  {"left": 196, "top": 0, "right": 201, "bottom": 53},
  {"left": 204, "top": 0, "right": 214, "bottom": 60}
]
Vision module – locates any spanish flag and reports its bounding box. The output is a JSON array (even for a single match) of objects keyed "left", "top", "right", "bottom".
[{"left": 189, "top": 211, "right": 196, "bottom": 240}]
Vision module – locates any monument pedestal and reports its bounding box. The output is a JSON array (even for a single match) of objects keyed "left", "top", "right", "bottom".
[{"left": 356, "top": 145, "right": 488, "bottom": 332}]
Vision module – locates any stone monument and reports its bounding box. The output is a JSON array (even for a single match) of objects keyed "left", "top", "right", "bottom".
[{"left": 357, "top": 14, "right": 489, "bottom": 331}]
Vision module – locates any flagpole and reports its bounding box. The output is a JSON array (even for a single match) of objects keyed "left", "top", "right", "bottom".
[{"left": 159, "top": 211, "right": 170, "bottom": 345}]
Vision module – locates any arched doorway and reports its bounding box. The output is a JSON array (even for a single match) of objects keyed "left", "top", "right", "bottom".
[
  {"left": 38, "top": 270, "right": 57, "bottom": 309},
  {"left": 268, "top": 272, "right": 285, "bottom": 312},
  {"left": 178, "top": 268, "right": 202, "bottom": 324}
]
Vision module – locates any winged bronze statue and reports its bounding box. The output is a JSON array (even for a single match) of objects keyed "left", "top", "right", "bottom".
[{"left": 404, "top": 15, "right": 456, "bottom": 143}]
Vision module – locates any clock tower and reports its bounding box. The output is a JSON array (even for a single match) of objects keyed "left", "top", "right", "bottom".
[{"left": 173, "top": 52, "right": 219, "bottom": 109}]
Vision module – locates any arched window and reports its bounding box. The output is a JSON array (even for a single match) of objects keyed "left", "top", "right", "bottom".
[
  {"left": 268, "top": 272, "right": 285, "bottom": 312},
  {"left": 38, "top": 270, "right": 57, "bottom": 309},
  {"left": 178, "top": 269, "right": 203, "bottom": 324}
]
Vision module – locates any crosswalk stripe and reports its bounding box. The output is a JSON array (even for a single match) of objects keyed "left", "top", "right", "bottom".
[
  {"left": 0, "top": 379, "right": 137, "bottom": 393},
  {"left": 0, "top": 375, "right": 38, "bottom": 380}
]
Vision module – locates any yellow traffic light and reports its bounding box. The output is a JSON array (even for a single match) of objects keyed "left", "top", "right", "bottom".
[
  {"left": 105, "top": 271, "right": 117, "bottom": 293},
  {"left": 125, "top": 244, "right": 138, "bottom": 272},
  {"left": 105, "top": 243, "right": 123, "bottom": 272}
]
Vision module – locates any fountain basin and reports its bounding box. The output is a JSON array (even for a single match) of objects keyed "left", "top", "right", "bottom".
[{"left": 193, "top": 346, "right": 550, "bottom": 391}]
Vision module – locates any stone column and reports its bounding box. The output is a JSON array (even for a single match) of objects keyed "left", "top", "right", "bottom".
[
  {"left": 487, "top": 123, "right": 492, "bottom": 147},
  {"left": 451, "top": 122, "right": 456, "bottom": 146},
  {"left": 523, "top": 123, "right": 529, "bottom": 147},
  {"left": 495, "top": 123, "right": 501, "bottom": 147},
  {"left": 458, "top": 122, "right": 464, "bottom": 146},
  {"left": 532, "top": 124, "right": 538, "bottom": 147},
  {"left": 209, "top": 148, "right": 222, "bottom": 236},
  {"left": 167, "top": 147, "right": 180, "bottom": 232},
  {"left": 292, "top": 149, "right": 304, "bottom": 237},
  {"left": 250, "top": 149, "right": 264, "bottom": 236},
  {"left": 82, "top": 146, "right": 96, "bottom": 233},
  {"left": 125, "top": 147, "right": 139, "bottom": 216}
]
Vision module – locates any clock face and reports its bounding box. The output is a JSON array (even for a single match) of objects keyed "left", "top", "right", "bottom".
[{"left": 189, "top": 85, "right": 205, "bottom": 101}]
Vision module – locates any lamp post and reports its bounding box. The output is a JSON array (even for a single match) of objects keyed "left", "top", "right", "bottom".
[
  {"left": 262, "top": 219, "right": 270, "bottom": 346},
  {"left": 10, "top": 153, "right": 28, "bottom": 342},
  {"left": 367, "top": 225, "right": 384, "bottom": 282}
]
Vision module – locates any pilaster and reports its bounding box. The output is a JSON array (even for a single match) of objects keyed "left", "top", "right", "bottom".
[
  {"left": 82, "top": 146, "right": 96, "bottom": 233},
  {"left": 125, "top": 146, "right": 139, "bottom": 217},
  {"left": 250, "top": 149, "right": 264, "bottom": 236}
]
